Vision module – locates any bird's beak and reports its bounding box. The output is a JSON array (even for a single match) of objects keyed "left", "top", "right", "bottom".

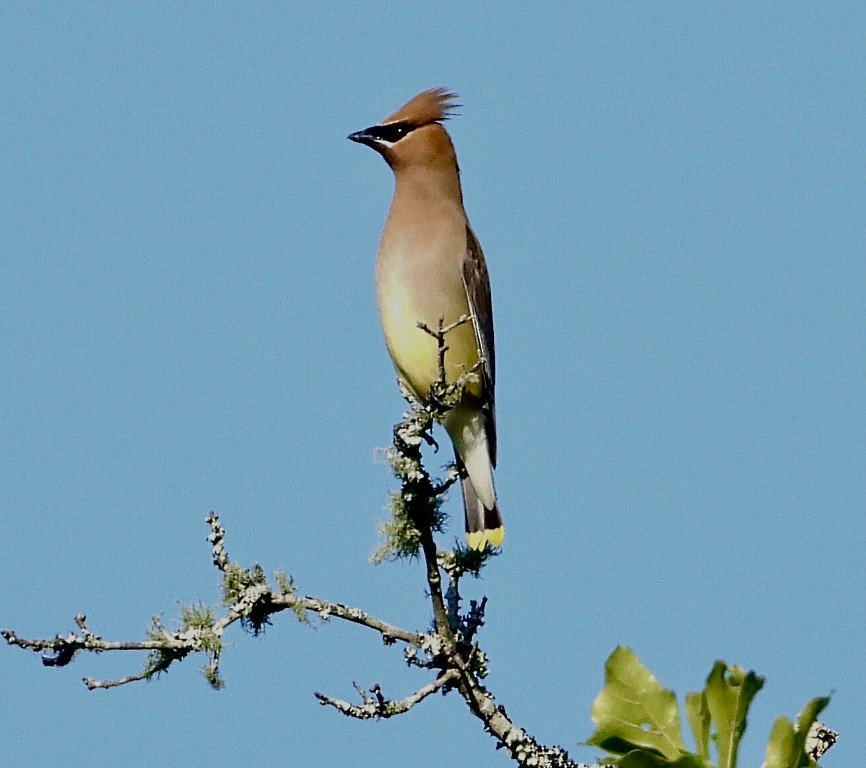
[{"left": 347, "top": 127, "right": 378, "bottom": 148}]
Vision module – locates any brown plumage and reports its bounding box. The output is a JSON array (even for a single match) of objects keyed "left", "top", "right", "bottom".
[
  {"left": 381, "top": 87, "right": 460, "bottom": 127},
  {"left": 349, "top": 88, "right": 503, "bottom": 550}
]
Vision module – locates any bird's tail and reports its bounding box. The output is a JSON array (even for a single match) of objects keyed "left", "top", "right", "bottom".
[{"left": 459, "top": 458, "right": 504, "bottom": 550}]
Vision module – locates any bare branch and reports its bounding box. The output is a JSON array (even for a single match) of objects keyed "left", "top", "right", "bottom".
[
  {"left": 3, "top": 519, "right": 434, "bottom": 691},
  {"left": 270, "top": 592, "right": 428, "bottom": 649},
  {"left": 417, "top": 313, "right": 472, "bottom": 393},
  {"left": 451, "top": 656, "right": 581, "bottom": 767},
  {"left": 2, "top": 627, "right": 195, "bottom": 656},
  {"left": 206, "top": 511, "right": 231, "bottom": 572},
  {"left": 84, "top": 671, "right": 152, "bottom": 690},
  {"left": 314, "top": 669, "right": 461, "bottom": 720}
]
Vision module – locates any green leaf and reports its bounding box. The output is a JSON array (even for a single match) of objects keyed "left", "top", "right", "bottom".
[
  {"left": 619, "top": 751, "right": 710, "bottom": 768},
  {"left": 588, "top": 646, "right": 687, "bottom": 761},
  {"left": 704, "top": 662, "right": 764, "bottom": 768},
  {"left": 794, "top": 697, "right": 830, "bottom": 764},
  {"left": 685, "top": 691, "right": 710, "bottom": 759},
  {"left": 764, "top": 716, "right": 796, "bottom": 768},
  {"left": 764, "top": 697, "right": 831, "bottom": 768}
]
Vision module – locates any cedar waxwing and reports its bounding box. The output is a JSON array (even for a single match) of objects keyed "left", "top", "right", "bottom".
[{"left": 349, "top": 88, "right": 503, "bottom": 550}]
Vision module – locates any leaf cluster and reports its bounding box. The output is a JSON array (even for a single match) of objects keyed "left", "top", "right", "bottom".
[{"left": 587, "top": 646, "right": 830, "bottom": 768}]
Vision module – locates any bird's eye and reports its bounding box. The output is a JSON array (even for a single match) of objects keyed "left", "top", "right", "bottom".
[{"left": 373, "top": 122, "right": 413, "bottom": 143}]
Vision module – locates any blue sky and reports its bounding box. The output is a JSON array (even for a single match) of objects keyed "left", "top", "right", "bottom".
[{"left": 2, "top": 4, "right": 863, "bottom": 767}]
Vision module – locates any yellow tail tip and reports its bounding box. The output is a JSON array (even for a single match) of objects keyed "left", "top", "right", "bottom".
[{"left": 466, "top": 526, "right": 505, "bottom": 551}]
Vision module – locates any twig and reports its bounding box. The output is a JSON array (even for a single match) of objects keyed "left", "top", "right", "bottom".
[
  {"left": 315, "top": 669, "right": 460, "bottom": 719},
  {"left": 85, "top": 671, "right": 152, "bottom": 690}
]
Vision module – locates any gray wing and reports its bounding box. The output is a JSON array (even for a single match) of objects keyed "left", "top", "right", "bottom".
[{"left": 462, "top": 224, "right": 497, "bottom": 465}]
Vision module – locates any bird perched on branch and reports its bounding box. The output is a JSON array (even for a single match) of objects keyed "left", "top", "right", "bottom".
[{"left": 349, "top": 88, "right": 503, "bottom": 550}]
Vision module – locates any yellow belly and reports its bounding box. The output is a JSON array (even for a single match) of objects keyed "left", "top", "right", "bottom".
[{"left": 378, "top": 280, "right": 481, "bottom": 401}]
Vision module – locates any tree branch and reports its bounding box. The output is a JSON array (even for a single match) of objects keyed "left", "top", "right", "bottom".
[
  {"left": 314, "top": 669, "right": 461, "bottom": 719},
  {"left": 3, "top": 316, "right": 598, "bottom": 767}
]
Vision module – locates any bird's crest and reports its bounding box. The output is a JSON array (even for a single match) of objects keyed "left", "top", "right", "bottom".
[{"left": 382, "top": 87, "right": 460, "bottom": 127}]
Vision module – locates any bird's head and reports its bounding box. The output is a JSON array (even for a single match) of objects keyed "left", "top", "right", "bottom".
[{"left": 348, "top": 87, "right": 460, "bottom": 171}]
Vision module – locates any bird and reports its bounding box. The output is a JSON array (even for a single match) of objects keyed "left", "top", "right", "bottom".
[{"left": 348, "top": 87, "right": 503, "bottom": 550}]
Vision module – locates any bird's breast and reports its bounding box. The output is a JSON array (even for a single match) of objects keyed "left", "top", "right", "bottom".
[{"left": 376, "top": 237, "right": 481, "bottom": 401}]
